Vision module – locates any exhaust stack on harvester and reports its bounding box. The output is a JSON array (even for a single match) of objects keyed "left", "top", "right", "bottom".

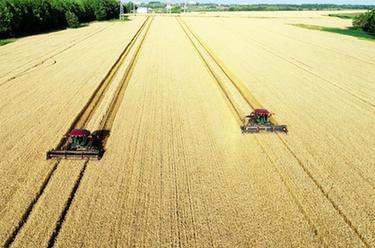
[
  {"left": 47, "top": 129, "right": 104, "bottom": 160},
  {"left": 240, "top": 108, "right": 288, "bottom": 134}
]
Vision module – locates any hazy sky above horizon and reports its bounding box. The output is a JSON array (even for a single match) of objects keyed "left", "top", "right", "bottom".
[{"left": 171, "top": 0, "right": 375, "bottom": 4}]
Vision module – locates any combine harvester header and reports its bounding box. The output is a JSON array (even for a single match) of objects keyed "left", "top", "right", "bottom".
[{"left": 46, "top": 129, "right": 104, "bottom": 160}]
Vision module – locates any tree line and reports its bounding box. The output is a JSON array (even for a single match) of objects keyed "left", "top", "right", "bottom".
[
  {"left": 353, "top": 9, "right": 375, "bottom": 34},
  {"left": 0, "top": 0, "right": 123, "bottom": 38}
]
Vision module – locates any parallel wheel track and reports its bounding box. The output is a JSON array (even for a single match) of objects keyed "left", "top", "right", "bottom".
[
  {"left": 176, "top": 16, "right": 370, "bottom": 247},
  {"left": 4, "top": 16, "right": 153, "bottom": 248}
]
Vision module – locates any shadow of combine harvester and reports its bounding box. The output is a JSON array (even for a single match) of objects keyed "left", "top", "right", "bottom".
[{"left": 46, "top": 129, "right": 110, "bottom": 160}]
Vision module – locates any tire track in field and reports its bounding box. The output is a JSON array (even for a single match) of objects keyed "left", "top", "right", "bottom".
[
  {"left": 47, "top": 17, "right": 153, "bottom": 247},
  {"left": 176, "top": 17, "right": 252, "bottom": 124},
  {"left": 4, "top": 17, "right": 153, "bottom": 248},
  {"left": 254, "top": 137, "right": 324, "bottom": 244},
  {"left": 275, "top": 134, "right": 371, "bottom": 247},
  {"left": 2, "top": 161, "right": 60, "bottom": 247},
  {"left": 218, "top": 22, "right": 375, "bottom": 188},
  {"left": 0, "top": 24, "right": 115, "bottom": 87},
  {"left": 194, "top": 19, "right": 375, "bottom": 190},
  {"left": 178, "top": 16, "right": 371, "bottom": 247},
  {"left": 56, "top": 17, "right": 151, "bottom": 149},
  {"left": 221, "top": 22, "right": 375, "bottom": 189},
  {"left": 46, "top": 159, "right": 89, "bottom": 248},
  {"left": 177, "top": 15, "right": 319, "bottom": 237}
]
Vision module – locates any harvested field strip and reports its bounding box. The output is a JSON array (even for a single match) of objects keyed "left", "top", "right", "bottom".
[
  {"left": 76, "top": 19, "right": 150, "bottom": 129},
  {"left": 178, "top": 17, "right": 282, "bottom": 125},
  {"left": 176, "top": 17, "right": 248, "bottom": 122},
  {"left": 0, "top": 24, "right": 114, "bottom": 87},
  {"left": 4, "top": 17, "right": 153, "bottom": 247},
  {"left": 95, "top": 18, "right": 154, "bottom": 134},
  {"left": 56, "top": 17, "right": 152, "bottom": 149},
  {"left": 47, "top": 160, "right": 89, "bottom": 248},
  {"left": 178, "top": 18, "right": 261, "bottom": 111},
  {"left": 180, "top": 16, "right": 370, "bottom": 247},
  {"left": 46, "top": 17, "right": 153, "bottom": 246}
]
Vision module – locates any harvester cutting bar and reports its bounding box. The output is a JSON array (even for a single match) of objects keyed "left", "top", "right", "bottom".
[
  {"left": 46, "top": 149, "right": 103, "bottom": 160},
  {"left": 240, "top": 108, "right": 288, "bottom": 134},
  {"left": 240, "top": 124, "right": 288, "bottom": 134}
]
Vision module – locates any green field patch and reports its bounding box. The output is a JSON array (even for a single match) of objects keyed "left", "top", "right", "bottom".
[
  {"left": 0, "top": 38, "right": 16, "bottom": 46},
  {"left": 291, "top": 24, "right": 375, "bottom": 41},
  {"left": 328, "top": 12, "right": 363, "bottom": 19}
]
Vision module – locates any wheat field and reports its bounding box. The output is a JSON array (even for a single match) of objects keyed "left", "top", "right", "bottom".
[{"left": 0, "top": 11, "right": 374, "bottom": 247}]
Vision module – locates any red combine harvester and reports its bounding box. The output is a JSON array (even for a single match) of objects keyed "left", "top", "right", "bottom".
[
  {"left": 240, "top": 108, "right": 288, "bottom": 134},
  {"left": 46, "top": 129, "right": 104, "bottom": 160}
]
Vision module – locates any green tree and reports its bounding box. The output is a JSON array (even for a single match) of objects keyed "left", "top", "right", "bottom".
[
  {"left": 0, "top": 1, "right": 13, "bottom": 37},
  {"left": 65, "top": 11, "right": 80, "bottom": 28},
  {"left": 0, "top": 0, "right": 120, "bottom": 38},
  {"left": 353, "top": 9, "right": 375, "bottom": 34},
  {"left": 171, "top": 6, "right": 181, "bottom": 13}
]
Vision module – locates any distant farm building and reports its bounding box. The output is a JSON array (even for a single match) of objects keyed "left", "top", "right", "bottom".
[{"left": 137, "top": 7, "right": 149, "bottom": 14}]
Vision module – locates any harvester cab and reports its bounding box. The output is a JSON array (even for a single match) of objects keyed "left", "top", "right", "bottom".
[
  {"left": 252, "top": 109, "right": 271, "bottom": 125},
  {"left": 67, "top": 129, "right": 92, "bottom": 150},
  {"left": 46, "top": 129, "right": 104, "bottom": 160},
  {"left": 241, "top": 108, "right": 288, "bottom": 134}
]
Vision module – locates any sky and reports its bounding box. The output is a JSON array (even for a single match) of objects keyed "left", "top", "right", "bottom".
[
  {"left": 177, "top": 0, "right": 375, "bottom": 4},
  {"left": 225, "top": 0, "right": 375, "bottom": 4}
]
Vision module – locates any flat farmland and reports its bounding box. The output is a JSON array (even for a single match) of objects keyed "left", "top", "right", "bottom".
[{"left": 0, "top": 11, "right": 374, "bottom": 247}]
